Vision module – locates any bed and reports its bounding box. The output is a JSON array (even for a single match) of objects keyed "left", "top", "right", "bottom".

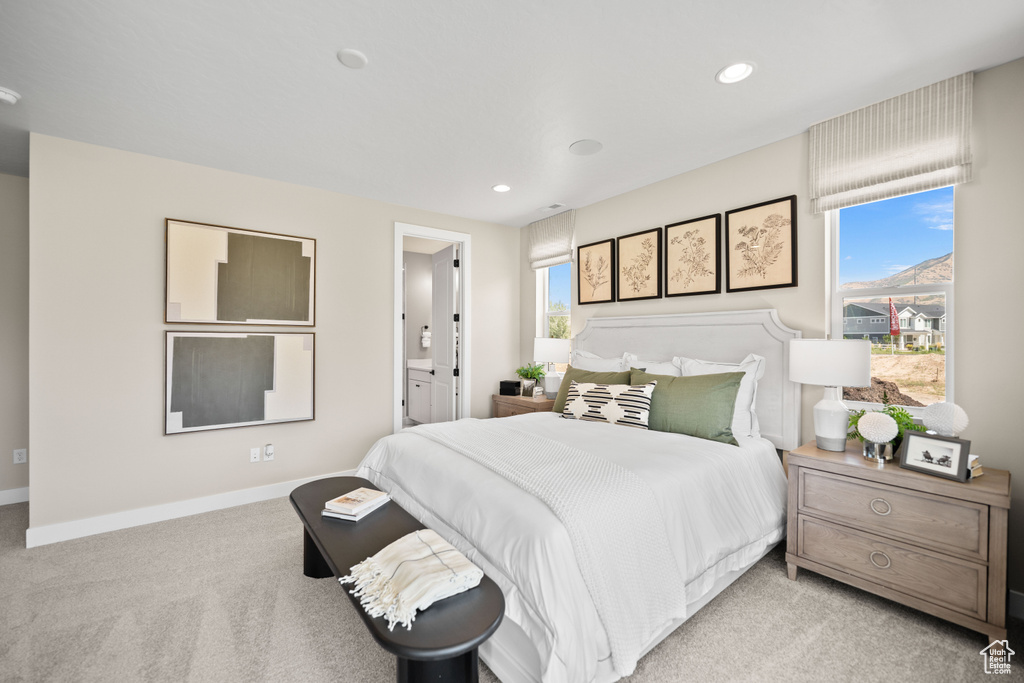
[{"left": 356, "top": 309, "right": 802, "bottom": 683}]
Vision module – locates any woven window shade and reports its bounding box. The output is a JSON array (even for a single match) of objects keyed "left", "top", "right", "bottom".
[
  {"left": 528, "top": 209, "right": 576, "bottom": 270},
  {"left": 808, "top": 73, "right": 973, "bottom": 214}
]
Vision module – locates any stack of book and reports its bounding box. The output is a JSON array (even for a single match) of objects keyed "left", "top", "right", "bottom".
[
  {"left": 968, "top": 454, "right": 983, "bottom": 479},
  {"left": 322, "top": 487, "right": 390, "bottom": 521}
]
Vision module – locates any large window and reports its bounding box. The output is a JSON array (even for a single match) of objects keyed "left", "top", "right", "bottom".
[
  {"left": 831, "top": 186, "right": 954, "bottom": 410},
  {"left": 539, "top": 262, "right": 570, "bottom": 339}
]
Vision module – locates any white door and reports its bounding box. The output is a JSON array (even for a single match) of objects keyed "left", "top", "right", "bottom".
[{"left": 431, "top": 245, "right": 458, "bottom": 422}]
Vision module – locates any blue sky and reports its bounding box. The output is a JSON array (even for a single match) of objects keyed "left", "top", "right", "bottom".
[
  {"left": 549, "top": 262, "right": 571, "bottom": 307},
  {"left": 839, "top": 186, "right": 954, "bottom": 284}
]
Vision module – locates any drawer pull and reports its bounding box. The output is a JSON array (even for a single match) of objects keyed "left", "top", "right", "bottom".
[
  {"left": 869, "top": 498, "right": 892, "bottom": 516},
  {"left": 869, "top": 551, "right": 892, "bottom": 570}
]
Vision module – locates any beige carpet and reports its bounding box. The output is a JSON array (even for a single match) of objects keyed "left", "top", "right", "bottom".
[{"left": 0, "top": 499, "right": 1019, "bottom": 682}]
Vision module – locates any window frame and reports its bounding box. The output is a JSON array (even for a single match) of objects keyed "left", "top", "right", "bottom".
[{"left": 828, "top": 203, "right": 955, "bottom": 416}]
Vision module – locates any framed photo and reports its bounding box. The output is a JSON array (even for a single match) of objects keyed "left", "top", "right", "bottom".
[
  {"left": 165, "top": 332, "right": 314, "bottom": 434},
  {"left": 166, "top": 219, "right": 315, "bottom": 325},
  {"left": 665, "top": 214, "right": 721, "bottom": 297},
  {"left": 898, "top": 432, "right": 970, "bottom": 482},
  {"left": 616, "top": 228, "right": 662, "bottom": 302},
  {"left": 577, "top": 239, "right": 615, "bottom": 305},
  {"left": 725, "top": 195, "right": 797, "bottom": 293}
]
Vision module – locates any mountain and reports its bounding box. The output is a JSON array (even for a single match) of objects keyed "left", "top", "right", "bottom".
[{"left": 843, "top": 252, "right": 952, "bottom": 290}]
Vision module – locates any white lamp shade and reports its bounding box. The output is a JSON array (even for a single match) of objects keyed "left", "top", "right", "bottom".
[
  {"left": 534, "top": 337, "right": 571, "bottom": 364},
  {"left": 789, "top": 339, "right": 871, "bottom": 387}
]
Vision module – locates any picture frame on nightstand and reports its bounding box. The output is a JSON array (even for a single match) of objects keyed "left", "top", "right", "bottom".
[{"left": 898, "top": 432, "right": 971, "bottom": 482}]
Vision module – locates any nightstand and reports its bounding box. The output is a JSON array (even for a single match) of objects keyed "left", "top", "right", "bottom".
[
  {"left": 785, "top": 441, "right": 1011, "bottom": 642},
  {"left": 492, "top": 394, "right": 555, "bottom": 418}
]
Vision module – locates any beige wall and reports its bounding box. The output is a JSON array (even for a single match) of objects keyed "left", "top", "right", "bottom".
[
  {"left": 523, "top": 57, "right": 1023, "bottom": 592},
  {"left": 28, "top": 134, "right": 519, "bottom": 528},
  {"left": 0, "top": 173, "right": 30, "bottom": 495}
]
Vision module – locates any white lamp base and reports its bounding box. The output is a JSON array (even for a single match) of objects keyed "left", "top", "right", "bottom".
[{"left": 813, "top": 386, "right": 850, "bottom": 451}]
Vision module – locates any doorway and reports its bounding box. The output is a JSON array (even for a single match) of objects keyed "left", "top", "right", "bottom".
[{"left": 393, "top": 223, "right": 471, "bottom": 434}]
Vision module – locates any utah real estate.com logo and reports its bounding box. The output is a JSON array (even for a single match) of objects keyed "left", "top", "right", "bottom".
[{"left": 980, "top": 640, "right": 1014, "bottom": 675}]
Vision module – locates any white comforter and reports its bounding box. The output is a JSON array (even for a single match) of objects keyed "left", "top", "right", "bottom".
[{"left": 356, "top": 413, "right": 787, "bottom": 683}]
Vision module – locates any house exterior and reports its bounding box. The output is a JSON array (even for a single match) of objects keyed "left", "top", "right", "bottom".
[{"left": 843, "top": 302, "right": 946, "bottom": 349}]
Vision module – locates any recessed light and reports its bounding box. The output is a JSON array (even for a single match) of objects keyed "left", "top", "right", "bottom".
[
  {"left": 0, "top": 87, "right": 21, "bottom": 105},
  {"left": 337, "top": 49, "right": 368, "bottom": 69},
  {"left": 492, "top": 184, "right": 511, "bottom": 193},
  {"left": 568, "top": 139, "right": 603, "bottom": 156},
  {"left": 715, "top": 62, "right": 754, "bottom": 84}
]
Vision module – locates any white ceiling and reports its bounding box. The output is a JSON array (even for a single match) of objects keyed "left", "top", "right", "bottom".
[{"left": 1, "top": 1, "right": 1022, "bottom": 228}]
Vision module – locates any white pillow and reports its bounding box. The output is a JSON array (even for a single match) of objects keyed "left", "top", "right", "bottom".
[
  {"left": 570, "top": 349, "right": 628, "bottom": 372},
  {"left": 622, "top": 353, "right": 680, "bottom": 376},
  {"left": 562, "top": 381, "right": 656, "bottom": 430},
  {"left": 673, "top": 354, "right": 766, "bottom": 438}
]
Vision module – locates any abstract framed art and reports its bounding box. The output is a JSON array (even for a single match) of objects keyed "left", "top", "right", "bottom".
[
  {"left": 724, "top": 195, "right": 797, "bottom": 293},
  {"left": 577, "top": 238, "right": 615, "bottom": 305},
  {"left": 165, "top": 219, "right": 316, "bottom": 325},
  {"left": 165, "top": 331, "right": 315, "bottom": 434},
  {"left": 665, "top": 214, "right": 721, "bottom": 297},
  {"left": 617, "top": 228, "right": 662, "bottom": 302}
]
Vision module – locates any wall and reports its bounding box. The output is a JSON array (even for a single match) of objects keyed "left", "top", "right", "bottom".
[
  {"left": 403, "top": 252, "right": 433, "bottom": 361},
  {"left": 0, "top": 173, "right": 29, "bottom": 499},
  {"left": 29, "top": 134, "right": 519, "bottom": 531},
  {"left": 522, "top": 57, "right": 1023, "bottom": 594}
]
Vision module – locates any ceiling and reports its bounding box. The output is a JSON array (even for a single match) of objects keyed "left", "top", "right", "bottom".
[{"left": 1, "top": 1, "right": 1022, "bottom": 228}]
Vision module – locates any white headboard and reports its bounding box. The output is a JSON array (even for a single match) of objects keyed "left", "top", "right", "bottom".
[{"left": 574, "top": 309, "right": 802, "bottom": 451}]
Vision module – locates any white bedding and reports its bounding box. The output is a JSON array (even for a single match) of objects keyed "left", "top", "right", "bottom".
[{"left": 356, "top": 412, "right": 788, "bottom": 683}]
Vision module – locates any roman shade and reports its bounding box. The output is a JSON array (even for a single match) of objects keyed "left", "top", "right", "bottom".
[
  {"left": 528, "top": 209, "right": 576, "bottom": 269},
  {"left": 808, "top": 73, "right": 973, "bottom": 214}
]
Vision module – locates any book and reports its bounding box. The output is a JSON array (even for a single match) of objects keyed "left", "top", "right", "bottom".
[
  {"left": 326, "top": 487, "right": 389, "bottom": 514},
  {"left": 968, "top": 454, "right": 983, "bottom": 479},
  {"left": 321, "top": 495, "right": 390, "bottom": 521}
]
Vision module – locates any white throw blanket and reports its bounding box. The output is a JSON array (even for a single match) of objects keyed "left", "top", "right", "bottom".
[
  {"left": 339, "top": 528, "right": 484, "bottom": 631},
  {"left": 410, "top": 418, "right": 687, "bottom": 677}
]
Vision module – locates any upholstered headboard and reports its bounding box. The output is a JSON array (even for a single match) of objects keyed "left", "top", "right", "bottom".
[{"left": 573, "top": 309, "right": 802, "bottom": 451}]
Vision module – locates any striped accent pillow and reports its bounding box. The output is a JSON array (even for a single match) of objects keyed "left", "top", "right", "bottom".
[{"left": 561, "top": 381, "right": 657, "bottom": 429}]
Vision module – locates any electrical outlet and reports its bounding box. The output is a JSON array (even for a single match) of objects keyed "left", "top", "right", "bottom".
[
  {"left": 263, "top": 444, "right": 274, "bottom": 461},
  {"left": 250, "top": 447, "right": 260, "bottom": 463},
  {"left": 13, "top": 448, "right": 27, "bottom": 465}
]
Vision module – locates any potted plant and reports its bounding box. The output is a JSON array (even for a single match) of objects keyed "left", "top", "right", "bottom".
[
  {"left": 848, "top": 393, "right": 926, "bottom": 454},
  {"left": 515, "top": 363, "right": 546, "bottom": 397}
]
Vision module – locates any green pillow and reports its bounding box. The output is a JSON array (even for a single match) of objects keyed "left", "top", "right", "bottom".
[
  {"left": 630, "top": 368, "right": 743, "bottom": 445},
  {"left": 552, "top": 366, "right": 632, "bottom": 413}
]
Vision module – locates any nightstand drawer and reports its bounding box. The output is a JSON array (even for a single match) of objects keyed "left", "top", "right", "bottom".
[
  {"left": 799, "top": 469, "right": 988, "bottom": 561},
  {"left": 798, "top": 516, "right": 987, "bottom": 620}
]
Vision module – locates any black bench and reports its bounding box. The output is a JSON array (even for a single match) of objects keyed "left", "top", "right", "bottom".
[{"left": 290, "top": 476, "right": 504, "bottom": 683}]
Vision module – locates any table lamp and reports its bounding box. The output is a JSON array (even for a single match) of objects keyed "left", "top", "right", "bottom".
[
  {"left": 534, "top": 337, "right": 571, "bottom": 398},
  {"left": 789, "top": 339, "right": 871, "bottom": 451}
]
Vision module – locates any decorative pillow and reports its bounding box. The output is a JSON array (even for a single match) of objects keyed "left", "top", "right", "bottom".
[
  {"left": 630, "top": 369, "right": 743, "bottom": 445},
  {"left": 551, "top": 366, "right": 632, "bottom": 413},
  {"left": 562, "top": 381, "right": 657, "bottom": 430},
  {"left": 672, "top": 354, "right": 766, "bottom": 439},
  {"left": 623, "top": 354, "right": 680, "bottom": 376},
  {"left": 569, "top": 349, "right": 628, "bottom": 372}
]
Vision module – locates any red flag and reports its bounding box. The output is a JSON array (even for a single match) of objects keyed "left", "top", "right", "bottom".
[{"left": 889, "top": 298, "right": 900, "bottom": 336}]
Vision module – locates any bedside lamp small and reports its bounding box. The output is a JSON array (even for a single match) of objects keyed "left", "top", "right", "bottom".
[
  {"left": 534, "top": 337, "right": 571, "bottom": 398},
  {"left": 789, "top": 339, "right": 871, "bottom": 452}
]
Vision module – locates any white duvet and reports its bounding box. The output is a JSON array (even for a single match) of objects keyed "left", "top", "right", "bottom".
[{"left": 356, "top": 413, "right": 787, "bottom": 683}]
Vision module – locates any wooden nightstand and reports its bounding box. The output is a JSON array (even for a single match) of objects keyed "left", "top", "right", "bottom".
[
  {"left": 786, "top": 440, "right": 1011, "bottom": 642},
  {"left": 492, "top": 394, "right": 555, "bottom": 418}
]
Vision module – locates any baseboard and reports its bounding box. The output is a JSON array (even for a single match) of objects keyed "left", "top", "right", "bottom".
[
  {"left": 0, "top": 487, "right": 29, "bottom": 506},
  {"left": 1010, "top": 590, "right": 1024, "bottom": 621},
  {"left": 25, "top": 469, "right": 357, "bottom": 548}
]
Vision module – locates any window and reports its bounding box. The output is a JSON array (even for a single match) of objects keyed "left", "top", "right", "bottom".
[
  {"left": 539, "top": 262, "right": 570, "bottom": 339},
  {"left": 832, "top": 186, "right": 954, "bottom": 410}
]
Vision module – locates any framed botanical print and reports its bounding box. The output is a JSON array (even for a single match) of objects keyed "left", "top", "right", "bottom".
[
  {"left": 577, "top": 239, "right": 615, "bottom": 305},
  {"left": 665, "top": 214, "right": 721, "bottom": 297},
  {"left": 724, "top": 195, "right": 797, "bottom": 293},
  {"left": 616, "top": 228, "right": 662, "bottom": 302}
]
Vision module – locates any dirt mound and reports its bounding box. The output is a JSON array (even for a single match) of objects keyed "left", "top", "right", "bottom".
[{"left": 844, "top": 377, "right": 924, "bottom": 407}]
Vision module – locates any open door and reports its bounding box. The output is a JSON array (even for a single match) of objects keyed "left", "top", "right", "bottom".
[{"left": 431, "top": 245, "right": 459, "bottom": 422}]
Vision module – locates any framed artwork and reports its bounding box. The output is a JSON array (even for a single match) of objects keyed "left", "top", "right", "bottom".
[
  {"left": 577, "top": 239, "right": 615, "bottom": 305},
  {"left": 898, "top": 432, "right": 970, "bottom": 482},
  {"left": 724, "top": 195, "right": 797, "bottom": 293},
  {"left": 665, "top": 214, "right": 721, "bottom": 297},
  {"left": 165, "top": 332, "right": 314, "bottom": 434},
  {"left": 616, "top": 228, "right": 662, "bottom": 302},
  {"left": 165, "top": 219, "right": 316, "bottom": 325}
]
